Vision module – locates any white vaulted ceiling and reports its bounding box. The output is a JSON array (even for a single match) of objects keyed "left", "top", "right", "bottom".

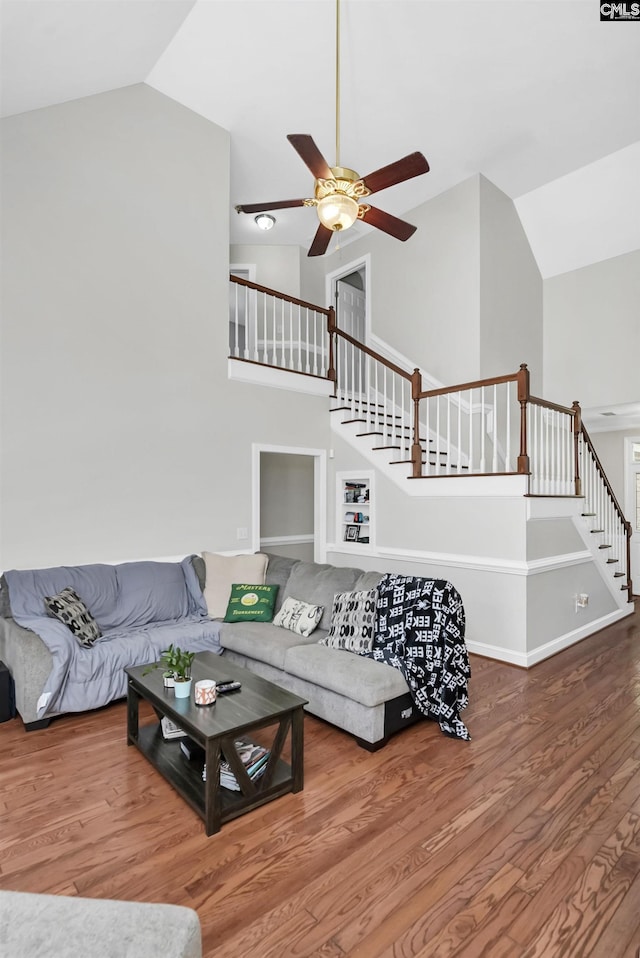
[{"left": 1, "top": 0, "right": 639, "bottom": 277}]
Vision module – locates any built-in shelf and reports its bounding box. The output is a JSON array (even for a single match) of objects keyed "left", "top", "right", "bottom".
[{"left": 337, "top": 471, "right": 374, "bottom": 548}]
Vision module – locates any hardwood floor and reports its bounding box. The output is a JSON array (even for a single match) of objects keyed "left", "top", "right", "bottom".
[{"left": 2, "top": 609, "right": 640, "bottom": 957}]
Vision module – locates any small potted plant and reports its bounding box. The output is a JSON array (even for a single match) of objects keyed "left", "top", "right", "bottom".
[
  {"left": 171, "top": 648, "right": 195, "bottom": 699},
  {"left": 144, "top": 644, "right": 195, "bottom": 698}
]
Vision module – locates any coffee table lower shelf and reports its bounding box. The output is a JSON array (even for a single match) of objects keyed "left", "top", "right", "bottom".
[{"left": 134, "top": 722, "right": 296, "bottom": 828}]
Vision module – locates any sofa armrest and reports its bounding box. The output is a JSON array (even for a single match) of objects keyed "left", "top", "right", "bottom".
[{"left": 0, "top": 616, "right": 53, "bottom": 725}]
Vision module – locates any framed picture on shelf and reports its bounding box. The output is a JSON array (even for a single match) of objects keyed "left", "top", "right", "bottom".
[{"left": 344, "top": 524, "right": 359, "bottom": 542}]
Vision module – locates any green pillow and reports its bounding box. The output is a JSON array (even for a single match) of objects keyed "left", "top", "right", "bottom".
[{"left": 224, "top": 583, "right": 279, "bottom": 623}]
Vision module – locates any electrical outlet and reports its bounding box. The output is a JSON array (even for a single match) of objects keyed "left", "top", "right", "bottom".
[
  {"left": 236, "top": 527, "right": 248, "bottom": 540},
  {"left": 574, "top": 593, "right": 589, "bottom": 611}
]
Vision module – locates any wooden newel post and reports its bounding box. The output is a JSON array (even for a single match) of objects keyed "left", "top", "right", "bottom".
[
  {"left": 517, "top": 363, "right": 530, "bottom": 476},
  {"left": 327, "top": 306, "right": 337, "bottom": 393},
  {"left": 572, "top": 400, "right": 582, "bottom": 497},
  {"left": 411, "top": 368, "right": 423, "bottom": 478}
]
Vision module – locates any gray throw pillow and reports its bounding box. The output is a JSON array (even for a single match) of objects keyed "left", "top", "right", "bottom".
[
  {"left": 320, "top": 588, "right": 378, "bottom": 654},
  {"left": 44, "top": 587, "right": 102, "bottom": 647}
]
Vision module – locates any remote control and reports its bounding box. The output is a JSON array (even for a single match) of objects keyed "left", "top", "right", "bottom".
[{"left": 216, "top": 680, "right": 241, "bottom": 694}]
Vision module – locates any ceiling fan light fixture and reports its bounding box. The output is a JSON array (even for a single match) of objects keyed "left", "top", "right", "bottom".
[
  {"left": 317, "top": 193, "right": 359, "bottom": 232},
  {"left": 254, "top": 213, "right": 276, "bottom": 230}
]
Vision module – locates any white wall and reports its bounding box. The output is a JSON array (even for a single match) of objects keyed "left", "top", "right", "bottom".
[
  {"left": 0, "top": 84, "right": 331, "bottom": 569},
  {"left": 590, "top": 428, "right": 640, "bottom": 509},
  {"left": 230, "top": 244, "right": 301, "bottom": 297},
  {"left": 543, "top": 250, "right": 640, "bottom": 408}
]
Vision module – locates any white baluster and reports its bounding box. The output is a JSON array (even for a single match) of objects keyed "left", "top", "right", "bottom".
[
  {"left": 505, "top": 382, "right": 512, "bottom": 473},
  {"left": 492, "top": 384, "right": 498, "bottom": 473}
]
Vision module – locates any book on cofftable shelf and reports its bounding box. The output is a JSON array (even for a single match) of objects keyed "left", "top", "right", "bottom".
[
  {"left": 180, "top": 737, "right": 205, "bottom": 763},
  {"left": 202, "top": 738, "right": 270, "bottom": 787},
  {"left": 160, "top": 716, "right": 187, "bottom": 740}
]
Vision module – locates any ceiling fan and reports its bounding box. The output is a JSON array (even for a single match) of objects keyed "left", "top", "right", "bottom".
[{"left": 234, "top": 1, "right": 430, "bottom": 257}]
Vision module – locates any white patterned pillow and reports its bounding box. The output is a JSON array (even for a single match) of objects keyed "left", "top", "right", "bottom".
[
  {"left": 44, "top": 587, "right": 101, "bottom": 647},
  {"left": 273, "top": 596, "right": 323, "bottom": 637},
  {"left": 320, "top": 589, "right": 378, "bottom": 654}
]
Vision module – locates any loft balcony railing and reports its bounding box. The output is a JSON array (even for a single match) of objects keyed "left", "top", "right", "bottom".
[
  {"left": 229, "top": 276, "right": 334, "bottom": 380},
  {"left": 229, "top": 276, "right": 632, "bottom": 598}
]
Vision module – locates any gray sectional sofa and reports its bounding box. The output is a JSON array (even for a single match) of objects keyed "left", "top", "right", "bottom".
[
  {"left": 214, "top": 553, "right": 417, "bottom": 749},
  {"left": 0, "top": 551, "right": 461, "bottom": 749}
]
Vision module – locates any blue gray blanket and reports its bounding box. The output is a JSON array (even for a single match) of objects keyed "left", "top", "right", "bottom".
[{"left": 4, "top": 557, "right": 222, "bottom": 718}]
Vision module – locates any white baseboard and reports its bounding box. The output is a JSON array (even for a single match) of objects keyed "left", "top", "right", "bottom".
[
  {"left": 467, "top": 605, "right": 634, "bottom": 668},
  {"left": 260, "top": 535, "right": 314, "bottom": 547}
]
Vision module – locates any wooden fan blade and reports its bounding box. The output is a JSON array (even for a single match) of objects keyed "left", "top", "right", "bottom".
[
  {"left": 235, "top": 199, "right": 307, "bottom": 214},
  {"left": 287, "top": 134, "right": 333, "bottom": 180},
  {"left": 362, "top": 152, "right": 429, "bottom": 196},
  {"left": 361, "top": 206, "right": 417, "bottom": 242},
  {"left": 308, "top": 223, "right": 333, "bottom": 257}
]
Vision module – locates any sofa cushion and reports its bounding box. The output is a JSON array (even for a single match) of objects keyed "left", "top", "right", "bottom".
[
  {"left": 0, "top": 889, "right": 202, "bottom": 958},
  {"left": 202, "top": 552, "right": 268, "bottom": 619},
  {"left": 220, "top": 621, "right": 322, "bottom": 670},
  {"left": 284, "top": 644, "right": 409, "bottom": 708},
  {"left": 283, "top": 561, "right": 362, "bottom": 631},
  {"left": 44, "top": 587, "right": 102, "bottom": 647},
  {"left": 263, "top": 553, "right": 301, "bottom": 614},
  {"left": 354, "top": 571, "right": 384, "bottom": 591},
  {"left": 223, "top": 584, "right": 278, "bottom": 623},
  {"left": 112, "top": 561, "right": 198, "bottom": 630},
  {"left": 320, "top": 588, "right": 377, "bottom": 654},
  {"left": 4, "top": 564, "right": 119, "bottom": 626}
]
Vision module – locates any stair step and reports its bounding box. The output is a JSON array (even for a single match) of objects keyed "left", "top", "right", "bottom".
[
  {"left": 614, "top": 572, "right": 625, "bottom": 577},
  {"left": 371, "top": 445, "right": 401, "bottom": 451},
  {"left": 329, "top": 406, "right": 352, "bottom": 412},
  {"left": 598, "top": 544, "right": 612, "bottom": 550},
  {"left": 590, "top": 529, "right": 604, "bottom": 534},
  {"left": 356, "top": 431, "right": 384, "bottom": 438},
  {"left": 581, "top": 512, "right": 596, "bottom": 517},
  {"left": 606, "top": 558, "right": 619, "bottom": 564}
]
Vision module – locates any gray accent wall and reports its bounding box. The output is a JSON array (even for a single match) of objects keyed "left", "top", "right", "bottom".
[
  {"left": 479, "top": 175, "right": 543, "bottom": 388},
  {"left": 1, "top": 83, "right": 331, "bottom": 569},
  {"left": 305, "top": 174, "right": 542, "bottom": 390}
]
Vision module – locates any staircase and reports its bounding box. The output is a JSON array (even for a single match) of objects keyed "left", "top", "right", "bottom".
[{"left": 229, "top": 275, "right": 633, "bottom": 603}]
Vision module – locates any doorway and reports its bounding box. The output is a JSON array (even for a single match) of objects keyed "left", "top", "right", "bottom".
[
  {"left": 326, "top": 255, "right": 370, "bottom": 343},
  {"left": 624, "top": 437, "right": 640, "bottom": 592},
  {"left": 252, "top": 444, "right": 327, "bottom": 563}
]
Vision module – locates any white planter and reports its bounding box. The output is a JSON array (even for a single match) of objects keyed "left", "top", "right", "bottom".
[{"left": 173, "top": 678, "right": 192, "bottom": 699}]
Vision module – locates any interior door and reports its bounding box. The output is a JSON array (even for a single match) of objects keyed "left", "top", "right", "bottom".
[
  {"left": 335, "top": 278, "right": 367, "bottom": 397},
  {"left": 336, "top": 279, "right": 366, "bottom": 342}
]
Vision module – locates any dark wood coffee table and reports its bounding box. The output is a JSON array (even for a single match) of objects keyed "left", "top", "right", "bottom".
[{"left": 125, "top": 651, "right": 307, "bottom": 835}]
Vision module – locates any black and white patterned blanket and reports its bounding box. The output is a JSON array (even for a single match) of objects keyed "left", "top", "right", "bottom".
[{"left": 371, "top": 574, "right": 470, "bottom": 740}]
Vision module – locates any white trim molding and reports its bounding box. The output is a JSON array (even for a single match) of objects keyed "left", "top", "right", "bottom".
[{"left": 326, "top": 543, "right": 593, "bottom": 577}]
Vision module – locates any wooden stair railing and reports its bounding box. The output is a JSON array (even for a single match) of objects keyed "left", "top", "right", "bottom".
[
  {"left": 579, "top": 423, "right": 633, "bottom": 599},
  {"left": 229, "top": 277, "right": 632, "bottom": 600}
]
